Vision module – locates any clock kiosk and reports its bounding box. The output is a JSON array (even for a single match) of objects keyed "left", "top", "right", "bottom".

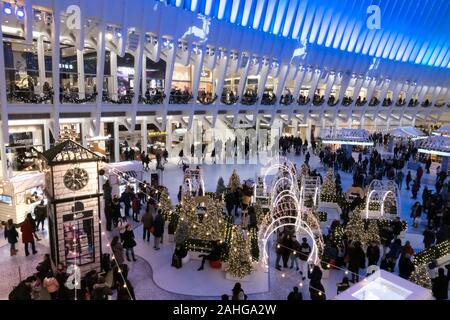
[{"left": 38, "top": 140, "right": 104, "bottom": 275}]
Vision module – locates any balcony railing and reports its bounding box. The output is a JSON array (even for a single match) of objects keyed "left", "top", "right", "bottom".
[
  {"left": 241, "top": 93, "right": 258, "bottom": 105},
  {"left": 169, "top": 91, "right": 193, "bottom": 104},
  {"left": 261, "top": 93, "right": 277, "bottom": 105},
  {"left": 279, "top": 94, "right": 293, "bottom": 106},
  {"left": 342, "top": 96, "right": 353, "bottom": 106},
  {"left": 197, "top": 93, "right": 218, "bottom": 105},
  {"left": 297, "top": 95, "right": 310, "bottom": 105}
]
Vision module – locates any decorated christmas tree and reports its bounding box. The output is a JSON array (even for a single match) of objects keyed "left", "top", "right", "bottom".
[
  {"left": 321, "top": 169, "right": 337, "bottom": 202},
  {"left": 195, "top": 196, "right": 226, "bottom": 241},
  {"left": 159, "top": 188, "right": 173, "bottom": 220},
  {"left": 174, "top": 219, "right": 189, "bottom": 245},
  {"left": 177, "top": 194, "right": 226, "bottom": 242},
  {"left": 345, "top": 212, "right": 366, "bottom": 244},
  {"left": 409, "top": 264, "right": 432, "bottom": 289},
  {"left": 216, "top": 176, "right": 227, "bottom": 195},
  {"left": 226, "top": 227, "right": 254, "bottom": 278},
  {"left": 228, "top": 169, "right": 241, "bottom": 192},
  {"left": 363, "top": 219, "right": 381, "bottom": 244}
]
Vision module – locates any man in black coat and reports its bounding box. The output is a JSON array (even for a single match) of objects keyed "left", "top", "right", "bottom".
[
  {"left": 366, "top": 241, "right": 380, "bottom": 266},
  {"left": 398, "top": 254, "right": 415, "bottom": 279},
  {"left": 153, "top": 210, "right": 165, "bottom": 250},
  {"left": 432, "top": 265, "right": 450, "bottom": 300}
]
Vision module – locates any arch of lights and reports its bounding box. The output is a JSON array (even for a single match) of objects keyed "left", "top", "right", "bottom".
[{"left": 258, "top": 164, "right": 324, "bottom": 271}]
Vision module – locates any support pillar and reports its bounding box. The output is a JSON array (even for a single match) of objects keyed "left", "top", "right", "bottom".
[
  {"left": 141, "top": 118, "right": 147, "bottom": 153},
  {"left": 142, "top": 54, "right": 147, "bottom": 95},
  {"left": 77, "top": 49, "right": 85, "bottom": 99},
  {"left": 114, "top": 120, "right": 120, "bottom": 163},
  {"left": 166, "top": 117, "right": 172, "bottom": 156},
  {"left": 110, "top": 51, "right": 118, "bottom": 100},
  {"left": 44, "top": 121, "right": 51, "bottom": 150},
  {"left": 37, "top": 36, "right": 46, "bottom": 94},
  {"left": 0, "top": 128, "right": 8, "bottom": 180}
]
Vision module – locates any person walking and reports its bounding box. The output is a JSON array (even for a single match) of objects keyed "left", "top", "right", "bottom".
[
  {"left": 290, "top": 235, "right": 301, "bottom": 271},
  {"left": 298, "top": 237, "right": 311, "bottom": 280},
  {"left": 20, "top": 214, "right": 38, "bottom": 256},
  {"left": 405, "top": 171, "right": 412, "bottom": 190},
  {"left": 396, "top": 170, "right": 404, "bottom": 190},
  {"left": 422, "top": 226, "right": 436, "bottom": 249},
  {"left": 34, "top": 201, "right": 47, "bottom": 231},
  {"left": 4, "top": 219, "right": 19, "bottom": 256},
  {"left": 131, "top": 196, "right": 141, "bottom": 222},
  {"left": 141, "top": 209, "right": 154, "bottom": 242},
  {"left": 366, "top": 241, "right": 380, "bottom": 266},
  {"left": 121, "top": 225, "right": 137, "bottom": 262},
  {"left": 152, "top": 209, "right": 165, "bottom": 250},
  {"left": 348, "top": 241, "right": 366, "bottom": 283},
  {"left": 111, "top": 236, "right": 125, "bottom": 265}
]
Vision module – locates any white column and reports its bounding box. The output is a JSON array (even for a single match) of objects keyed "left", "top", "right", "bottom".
[
  {"left": 142, "top": 54, "right": 147, "bottom": 94},
  {"left": 51, "top": 1, "right": 61, "bottom": 139},
  {"left": 0, "top": 8, "right": 9, "bottom": 157},
  {"left": 0, "top": 128, "right": 7, "bottom": 180},
  {"left": 114, "top": 120, "right": 120, "bottom": 162},
  {"left": 94, "top": 21, "right": 107, "bottom": 136},
  {"left": 110, "top": 51, "right": 118, "bottom": 100},
  {"left": 141, "top": 118, "right": 147, "bottom": 153},
  {"left": 213, "top": 54, "right": 228, "bottom": 106},
  {"left": 77, "top": 49, "right": 85, "bottom": 99},
  {"left": 163, "top": 46, "right": 176, "bottom": 105},
  {"left": 44, "top": 121, "right": 50, "bottom": 149},
  {"left": 191, "top": 50, "right": 205, "bottom": 102},
  {"left": 166, "top": 117, "right": 172, "bottom": 156},
  {"left": 37, "top": 36, "right": 46, "bottom": 94}
]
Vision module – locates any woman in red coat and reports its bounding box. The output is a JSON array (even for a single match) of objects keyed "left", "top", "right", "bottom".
[{"left": 20, "top": 214, "right": 38, "bottom": 256}]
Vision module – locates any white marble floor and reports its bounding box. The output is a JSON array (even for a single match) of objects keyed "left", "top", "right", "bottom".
[{"left": 0, "top": 149, "right": 441, "bottom": 300}]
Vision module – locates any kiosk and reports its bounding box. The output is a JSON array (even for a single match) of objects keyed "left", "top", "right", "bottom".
[{"left": 0, "top": 172, "right": 46, "bottom": 223}]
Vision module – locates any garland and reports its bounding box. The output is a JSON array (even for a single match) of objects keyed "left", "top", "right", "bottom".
[{"left": 413, "top": 240, "right": 450, "bottom": 267}]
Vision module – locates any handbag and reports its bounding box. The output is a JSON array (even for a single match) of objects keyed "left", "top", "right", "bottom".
[{"left": 150, "top": 226, "right": 155, "bottom": 234}]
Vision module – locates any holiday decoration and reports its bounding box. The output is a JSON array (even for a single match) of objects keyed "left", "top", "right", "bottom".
[
  {"left": 409, "top": 264, "right": 432, "bottom": 290},
  {"left": 215, "top": 176, "right": 227, "bottom": 195},
  {"left": 345, "top": 212, "right": 366, "bottom": 244},
  {"left": 320, "top": 169, "right": 337, "bottom": 203},
  {"left": 174, "top": 219, "right": 189, "bottom": 245},
  {"left": 228, "top": 169, "right": 241, "bottom": 192},
  {"left": 226, "top": 227, "right": 254, "bottom": 278},
  {"left": 363, "top": 219, "right": 381, "bottom": 244},
  {"left": 177, "top": 194, "right": 226, "bottom": 242},
  {"left": 413, "top": 240, "right": 450, "bottom": 267},
  {"left": 158, "top": 188, "right": 173, "bottom": 220}
]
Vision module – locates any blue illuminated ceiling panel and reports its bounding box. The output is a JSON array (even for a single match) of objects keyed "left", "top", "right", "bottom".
[{"left": 161, "top": 0, "right": 450, "bottom": 69}]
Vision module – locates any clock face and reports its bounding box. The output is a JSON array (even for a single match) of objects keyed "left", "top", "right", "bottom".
[{"left": 64, "top": 168, "right": 89, "bottom": 191}]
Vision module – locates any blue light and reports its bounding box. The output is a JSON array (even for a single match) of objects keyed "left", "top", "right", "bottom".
[
  {"left": 3, "top": 3, "right": 12, "bottom": 15},
  {"left": 16, "top": 6, "right": 25, "bottom": 19}
]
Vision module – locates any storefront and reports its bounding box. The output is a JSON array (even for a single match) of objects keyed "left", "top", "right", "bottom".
[
  {"left": 0, "top": 171, "right": 46, "bottom": 223},
  {"left": 103, "top": 161, "right": 144, "bottom": 197},
  {"left": 7, "top": 125, "right": 45, "bottom": 173}
]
